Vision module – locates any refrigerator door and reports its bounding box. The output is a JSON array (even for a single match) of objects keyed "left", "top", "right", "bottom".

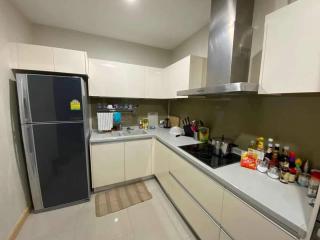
[
  {"left": 29, "top": 122, "right": 89, "bottom": 209},
  {"left": 17, "top": 74, "right": 84, "bottom": 123}
]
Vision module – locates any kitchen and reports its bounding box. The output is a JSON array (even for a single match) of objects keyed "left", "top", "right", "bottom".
[{"left": 1, "top": 0, "right": 320, "bottom": 240}]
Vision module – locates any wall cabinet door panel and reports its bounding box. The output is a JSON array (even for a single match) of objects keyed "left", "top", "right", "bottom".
[
  {"left": 221, "top": 190, "right": 295, "bottom": 240},
  {"left": 90, "top": 142, "right": 125, "bottom": 188},
  {"left": 17, "top": 43, "right": 54, "bottom": 71},
  {"left": 153, "top": 140, "right": 170, "bottom": 178},
  {"left": 88, "top": 59, "right": 126, "bottom": 97},
  {"left": 145, "top": 67, "right": 165, "bottom": 99},
  {"left": 125, "top": 139, "right": 152, "bottom": 181},
  {"left": 259, "top": 0, "right": 320, "bottom": 94},
  {"left": 169, "top": 152, "right": 224, "bottom": 223},
  {"left": 53, "top": 48, "right": 87, "bottom": 74},
  {"left": 161, "top": 174, "right": 220, "bottom": 240}
]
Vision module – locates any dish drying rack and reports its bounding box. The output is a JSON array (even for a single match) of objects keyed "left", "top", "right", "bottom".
[
  {"left": 96, "top": 103, "right": 138, "bottom": 132},
  {"left": 96, "top": 103, "right": 138, "bottom": 113}
]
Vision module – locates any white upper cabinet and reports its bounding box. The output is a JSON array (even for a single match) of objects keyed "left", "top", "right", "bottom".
[
  {"left": 259, "top": 0, "right": 320, "bottom": 94},
  {"left": 123, "top": 63, "right": 146, "bottom": 98},
  {"left": 88, "top": 58, "right": 145, "bottom": 98},
  {"left": 17, "top": 43, "right": 54, "bottom": 72},
  {"left": 89, "top": 59, "right": 126, "bottom": 97},
  {"left": 164, "top": 55, "right": 206, "bottom": 98},
  {"left": 53, "top": 48, "right": 87, "bottom": 75},
  {"left": 14, "top": 43, "right": 88, "bottom": 75},
  {"left": 88, "top": 55, "right": 206, "bottom": 99},
  {"left": 145, "top": 67, "right": 165, "bottom": 99}
]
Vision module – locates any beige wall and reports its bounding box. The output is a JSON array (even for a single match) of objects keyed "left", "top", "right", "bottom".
[
  {"left": 0, "top": 0, "right": 33, "bottom": 238},
  {"left": 171, "top": 24, "right": 209, "bottom": 62},
  {"left": 170, "top": 94, "right": 320, "bottom": 169},
  {"left": 32, "top": 24, "right": 172, "bottom": 68}
]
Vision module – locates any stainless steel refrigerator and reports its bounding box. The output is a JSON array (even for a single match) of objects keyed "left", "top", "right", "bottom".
[{"left": 16, "top": 73, "right": 90, "bottom": 212}]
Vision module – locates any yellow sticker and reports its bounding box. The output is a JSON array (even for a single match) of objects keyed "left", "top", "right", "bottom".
[{"left": 70, "top": 99, "right": 81, "bottom": 111}]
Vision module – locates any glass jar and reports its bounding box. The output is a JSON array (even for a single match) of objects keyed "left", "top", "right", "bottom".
[{"left": 308, "top": 170, "right": 320, "bottom": 198}]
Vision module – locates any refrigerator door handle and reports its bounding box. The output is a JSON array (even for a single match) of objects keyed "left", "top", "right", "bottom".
[
  {"left": 21, "top": 125, "right": 44, "bottom": 210},
  {"left": 16, "top": 74, "right": 32, "bottom": 124},
  {"left": 26, "top": 126, "right": 36, "bottom": 174}
]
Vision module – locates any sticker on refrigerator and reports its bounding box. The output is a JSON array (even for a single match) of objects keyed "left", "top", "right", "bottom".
[{"left": 70, "top": 99, "right": 81, "bottom": 111}]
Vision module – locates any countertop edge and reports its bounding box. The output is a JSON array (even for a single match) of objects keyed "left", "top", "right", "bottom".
[
  {"left": 90, "top": 132, "right": 306, "bottom": 239},
  {"left": 155, "top": 137, "right": 305, "bottom": 239}
]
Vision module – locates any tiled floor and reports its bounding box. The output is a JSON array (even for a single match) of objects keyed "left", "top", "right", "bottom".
[{"left": 17, "top": 179, "right": 196, "bottom": 240}]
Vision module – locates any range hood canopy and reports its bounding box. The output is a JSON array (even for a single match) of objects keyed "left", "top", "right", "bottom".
[{"left": 178, "top": 0, "right": 258, "bottom": 96}]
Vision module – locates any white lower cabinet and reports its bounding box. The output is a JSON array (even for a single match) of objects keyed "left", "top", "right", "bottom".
[
  {"left": 153, "top": 140, "right": 170, "bottom": 178},
  {"left": 90, "top": 142, "right": 125, "bottom": 188},
  {"left": 161, "top": 173, "right": 220, "bottom": 240},
  {"left": 91, "top": 139, "right": 153, "bottom": 189},
  {"left": 169, "top": 151, "right": 224, "bottom": 223},
  {"left": 125, "top": 139, "right": 152, "bottom": 181},
  {"left": 221, "top": 190, "right": 295, "bottom": 240}
]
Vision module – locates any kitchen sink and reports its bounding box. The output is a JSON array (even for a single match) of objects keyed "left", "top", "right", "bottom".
[{"left": 121, "top": 129, "right": 147, "bottom": 136}]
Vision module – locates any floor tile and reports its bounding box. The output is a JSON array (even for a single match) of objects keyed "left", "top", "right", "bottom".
[{"left": 17, "top": 178, "right": 195, "bottom": 240}]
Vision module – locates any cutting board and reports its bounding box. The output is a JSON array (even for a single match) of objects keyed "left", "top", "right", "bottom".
[{"left": 169, "top": 116, "right": 180, "bottom": 127}]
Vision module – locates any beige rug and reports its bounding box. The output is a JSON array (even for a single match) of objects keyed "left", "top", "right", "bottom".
[{"left": 95, "top": 181, "right": 152, "bottom": 217}]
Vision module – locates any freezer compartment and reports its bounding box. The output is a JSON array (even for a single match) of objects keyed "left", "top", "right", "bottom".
[
  {"left": 17, "top": 74, "right": 84, "bottom": 123},
  {"left": 23, "top": 122, "right": 90, "bottom": 210}
]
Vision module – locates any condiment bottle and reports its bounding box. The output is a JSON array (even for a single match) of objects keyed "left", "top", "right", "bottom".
[
  {"left": 265, "top": 142, "right": 273, "bottom": 160},
  {"left": 280, "top": 155, "right": 290, "bottom": 184}
]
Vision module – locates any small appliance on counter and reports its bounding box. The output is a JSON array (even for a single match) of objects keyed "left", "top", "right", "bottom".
[
  {"left": 169, "top": 126, "right": 184, "bottom": 137},
  {"left": 148, "top": 112, "right": 158, "bottom": 129}
]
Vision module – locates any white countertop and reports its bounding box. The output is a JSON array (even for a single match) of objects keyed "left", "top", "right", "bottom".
[{"left": 90, "top": 128, "right": 313, "bottom": 238}]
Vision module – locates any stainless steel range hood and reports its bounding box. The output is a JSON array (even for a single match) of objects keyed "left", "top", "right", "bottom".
[{"left": 177, "top": 0, "right": 258, "bottom": 96}]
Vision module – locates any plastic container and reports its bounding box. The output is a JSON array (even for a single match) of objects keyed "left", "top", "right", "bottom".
[{"left": 308, "top": 170, "right": 320, "bottom": 198}]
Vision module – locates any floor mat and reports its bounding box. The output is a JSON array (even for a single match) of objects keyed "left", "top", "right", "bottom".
[{"left": 95, "top": 181, "right": 152, "bottom": 217}]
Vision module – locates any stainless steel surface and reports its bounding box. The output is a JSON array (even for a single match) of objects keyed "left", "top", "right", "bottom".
[
  {"left": 178, "top": 0, "right": 256, "bottom": 96},
  {"left": 122, "top": 129, "right": 147, "bottom": 136},
  {"left": 81, "top": 78, "right": 91, "bottom": 200},
  {"left": 21, "top": 125, "right": 44, "bottom": 210},
  {"left": 16, "top": 74, "right": 32, "bottom": 124},
  {"left": 177, "top": 82, "right": 258, "bottom": 96}
]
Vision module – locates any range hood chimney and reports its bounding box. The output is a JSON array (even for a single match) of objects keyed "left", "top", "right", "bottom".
[{"left": 178, "top": 0, "right": 258, "bottom": 96}]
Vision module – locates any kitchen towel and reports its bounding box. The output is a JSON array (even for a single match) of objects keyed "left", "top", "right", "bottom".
[
  {"left": 95, "top": 181, "right": 152, "bottom": 217},
  {"left": 97, "top": 112, "right": 114, "bottom": 131}
]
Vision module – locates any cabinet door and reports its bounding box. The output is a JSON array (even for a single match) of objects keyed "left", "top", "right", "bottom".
[
  {"left": 220, "top": 230, "right": 232, "bottom": 240},
  {"left": 145, "top": 67, "right": 165, "bottom": 99},
  {"left": 153, "top": 140, "right": 170, "bottom": 178},
  {"left": 53, "top": 48, "right": 87, "bottom": 74},
  {"left": 259, "top": 0, "right": 320, "bottom": 94},
  {"left": 17, "top": 43, "right": 54, "bottom": 71},
  {"left": 161, "top": 173, "right": 220, "bottom": 240},
  {"left": 90, "top": 142, "right": 125, "bottom": 188},
  {"left": 169, "top": 152, "right": 224, "bottom": 223},
  {"left": 123, "top": 63, "right": 146, "bottom": 98},
  {"left": 125, "top": 139, "right": 152, "bottom": 181},
  {"left": 170, "top": 56, "right": 190, "bottom": 98},
  {"left": 221, "top": 190, "right": 295, "bottom": 240},
  {"left": 88, "top": 59, "right": 125, "bottom": 97}
]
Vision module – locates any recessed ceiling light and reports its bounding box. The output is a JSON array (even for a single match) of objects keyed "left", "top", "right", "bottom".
[{"left": 126, "top": 0, "right": 137, "bottom": 4}]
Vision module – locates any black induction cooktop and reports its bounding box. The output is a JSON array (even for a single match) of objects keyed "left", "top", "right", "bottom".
[{"left": 179, "top": 143, "right": 240, "bottom": 169}]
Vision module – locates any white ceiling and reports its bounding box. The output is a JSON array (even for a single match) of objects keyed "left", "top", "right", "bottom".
[{"left": 11, "top": 0, "right": 211, "bottom": 49}]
